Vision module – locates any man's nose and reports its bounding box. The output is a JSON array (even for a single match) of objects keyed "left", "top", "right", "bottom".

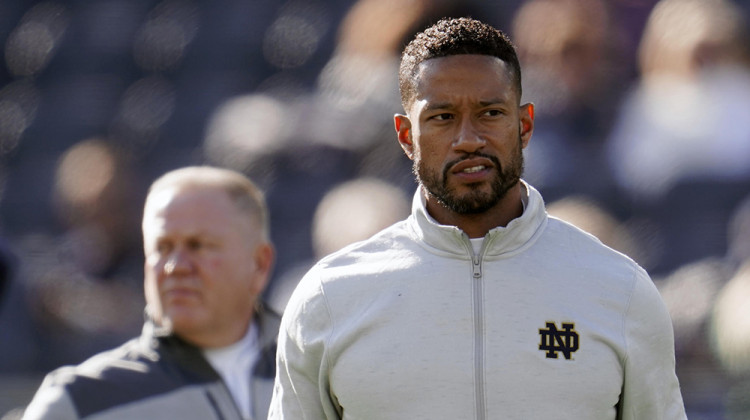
[
  {"left": 453, "top": 117, "right": 486, "bottom": 153},
  {"left": 164, "top": 249, "right": 191, "bottom": 275}
]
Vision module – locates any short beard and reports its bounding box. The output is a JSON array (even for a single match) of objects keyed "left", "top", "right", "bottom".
[{"left": 415, "top": 139, "right": 524, "bottom": 215}]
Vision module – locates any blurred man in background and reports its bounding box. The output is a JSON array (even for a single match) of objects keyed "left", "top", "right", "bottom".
[{"left": 23, "top": 166, "right": 278, "bottom": 420}]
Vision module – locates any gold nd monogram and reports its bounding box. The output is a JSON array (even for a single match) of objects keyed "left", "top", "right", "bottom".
[{"left": 539, "top": 322, "right": 579, "bottom": 360}]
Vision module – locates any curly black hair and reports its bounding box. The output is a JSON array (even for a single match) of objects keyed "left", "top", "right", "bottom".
[{"left": 398, "top": 17, "right": 521, "bottom": 110}]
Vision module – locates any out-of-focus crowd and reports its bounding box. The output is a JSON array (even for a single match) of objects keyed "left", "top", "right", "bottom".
[{"left": 0, "top": 0, "right": 749, "bottom": 418}]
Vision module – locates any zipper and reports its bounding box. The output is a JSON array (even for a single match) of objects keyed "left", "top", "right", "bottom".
[
  {"left": 468, "top": 238, "right": 486, "bottom": 420},
  {"left": 205, "top": 390, "right": 227, "bottom": 420},
  {"left": 472, "top": 255, "right": 482, "bottom": 278},
  {"left": 473, "top": 255, "right": 486, "bottom": 420}
]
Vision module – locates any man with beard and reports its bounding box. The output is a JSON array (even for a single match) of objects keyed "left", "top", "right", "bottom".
[{"left": 269, "top": 18, "right": 686, "bottom": 419}]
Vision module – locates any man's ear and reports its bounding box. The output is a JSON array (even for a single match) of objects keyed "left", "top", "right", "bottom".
[
  {"left": 519, "top": 103, "right": 535, "bottom": 149},
  {"left": 251, "top": 242, "right": 275, "bottom": 295},
  {"left": 394, "top": 114, "right": 414, "bottom": 159}
]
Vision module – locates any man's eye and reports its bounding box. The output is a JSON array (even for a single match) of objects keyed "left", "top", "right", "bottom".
[
  {"left": 156, "top": 242, "right": 172, "bottom": 254},
  {"left": 187, "top": 240, "right": 203, "bottom": 251},
  {"left": 484, "top": 109, "right": 502, "bottom": 117},
  {"left": 432, "top": 113, "right": 453, "bottom": 121}
]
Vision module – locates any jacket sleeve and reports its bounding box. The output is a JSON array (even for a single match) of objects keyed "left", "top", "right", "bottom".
[
  {"left": 22, "top": 373, "right": 80, "bottom": 420},
  {"left": 268, "top": 272, "right": 341, "bottom": 420},
  {"left": 619, "top": 267, "right": 687, "bottom": 420}
]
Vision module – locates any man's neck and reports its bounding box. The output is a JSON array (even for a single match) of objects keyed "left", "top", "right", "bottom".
[
  {"left": 424, "top": 183, "right": 525, "bottom": 239},
  {"left": 182, "top": 313, "right": 255, "bottom": 349}
]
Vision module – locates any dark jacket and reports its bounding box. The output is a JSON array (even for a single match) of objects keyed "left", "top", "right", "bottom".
[{"left": 22, "top": 306, "right": 280, "bottom": 420}]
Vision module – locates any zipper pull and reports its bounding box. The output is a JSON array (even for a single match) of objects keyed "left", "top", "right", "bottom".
[{"left": 472, "top": 256, "right": 482, "bottom": 278}]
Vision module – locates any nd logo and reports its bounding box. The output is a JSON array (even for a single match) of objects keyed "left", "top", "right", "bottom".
[{"left": 539, "top": 322, "right": 579, "bottom": 360}]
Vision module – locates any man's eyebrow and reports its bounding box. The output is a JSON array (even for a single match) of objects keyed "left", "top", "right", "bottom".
[
  {"left": 479, "top": 99, "right": 507, "bottom": 107},
  {"left": 422, "top": 98, "right": 509, "bottom": 112},
  {"left": 422, "top": 102, "right": 453, "bottom": 112}
]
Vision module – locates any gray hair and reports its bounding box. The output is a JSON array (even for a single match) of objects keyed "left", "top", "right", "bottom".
[{"left": 144, "top": 166, "right": 270, "bottom": 241}]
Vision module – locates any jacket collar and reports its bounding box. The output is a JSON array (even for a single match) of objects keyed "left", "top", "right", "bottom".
[
  {"left": 251, "top": 304, "right": 280, "bottom": 379},
  {"left": 139, "top": 304, "right": 280, "bottom": 378},
  {"left": 408, "top": 180, "right": 547, "bottom": 258}
]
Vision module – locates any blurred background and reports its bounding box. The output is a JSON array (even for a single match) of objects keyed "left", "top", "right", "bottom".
[{"left": 0, "top": 0, "right": 749, "bottom": 418}]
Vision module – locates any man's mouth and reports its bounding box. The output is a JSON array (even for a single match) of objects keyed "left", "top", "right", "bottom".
[
  {"left": 462, "top": 165, "right": 486, "bottom": 174},
  {"left": 450, "top": 157, "right": 494, "bottom": 175}
]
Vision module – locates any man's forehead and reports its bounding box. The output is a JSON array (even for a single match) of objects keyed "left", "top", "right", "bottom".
[
  {"left": 409, "top": 55, "right": 516, "bottom": 109},
  {"left": 146, "top": 184, "right": 229, "bottom": 211},
  {"left": 144, "top": 186, "right": 179, "bottom": 213},
  {"left": 416, "top": 54, "right": 508, "bottom": 77},
  {"left": 143, "top": 187, "right": 237, "bottom": 228}
]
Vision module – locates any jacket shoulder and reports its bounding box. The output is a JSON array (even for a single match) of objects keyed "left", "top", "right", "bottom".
[
  {"left": 42, "top": 337, "right": 149, "bottom": 385},
  {"left": 24, "top": 338, "right": 158, "bottom": 419},
  {"left": 30, "top": 334, "right": 220, "bottom": 419},
  {"left": 542, "top": 215, "right": 650, "bottom": 289},
  {"left": 317, "top": 220, "right": 413, "bottom": 266},
  {"left": 545, "top": 215, "right": 639, "bottom": 262}
]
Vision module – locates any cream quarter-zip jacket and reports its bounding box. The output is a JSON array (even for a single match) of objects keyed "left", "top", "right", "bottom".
[{"left": 270, "top": 181, "right": 686, "bottom": 420}]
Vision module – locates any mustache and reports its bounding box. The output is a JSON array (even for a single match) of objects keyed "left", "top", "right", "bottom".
[{"left": 442, "top": 152, "right": 502, "bottom": 179}]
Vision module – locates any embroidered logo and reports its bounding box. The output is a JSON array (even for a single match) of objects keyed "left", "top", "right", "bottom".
[{"left": 538, "top": 322, "right": 579, "bottom": 360}]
